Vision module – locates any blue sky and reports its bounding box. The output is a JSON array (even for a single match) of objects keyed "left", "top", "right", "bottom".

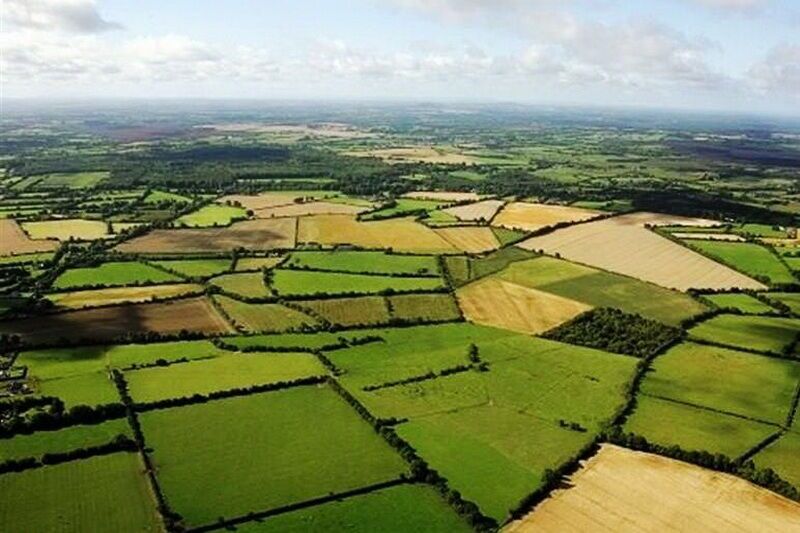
[{"left": 2, "top": 0, "right": 799, "bottom": 114}]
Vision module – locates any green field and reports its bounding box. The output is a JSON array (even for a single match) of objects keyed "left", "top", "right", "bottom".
[
  {"left": 36, "top": 371, "right": 120, "bottom": 407},
  {"left": 285, "top": 250, "right": 439, "bottom": 275},
  {"left": 139, "top": 386, "right": 408, "bottom": 527},
  {"left": 702, "top": 293, "right": 776, "bottom": 314},
  {"left": 143, "top": 190, "right": 192, "bottom": 204},
  {"left": 753, "top": 430, "right": 800, "bottom": 487},
  {"left": 175, "top": 203, "right": 248, "bottom": 227},
  {"left": 213, "top": 295, "right": 318, "bottom": 332},
  {"left": 151, "top": 258, "right": 231, "bottom": 277},
  {"left": 496, "top": 256, "right": 707, "bottom": 325},
  {"left": 53, "top": 261, "right": 181, "bottom": 289},
  {"left": 0, "top": 452, "right": 160, "bottom": 532},
  {"left": 125, "top": 353, "right": 325, "bottom": 403},
  {"left": 235, "top": 256, "right": 284, "bottom": 271},
  {"left": 389, "top": 293, "right": 461, "bottom": 322},
  {"left": 235, "top": 483, "right": 471, "bottom": 532},
  {"left": 688, "top": 314, "right": 800, "bottom": 354},
  {"left": 210, "top": 271, "right": 271, "bottom": 297},
  {"left": 271, "top": 269, "right": 444, "bottom": 296},
  {"left": 0, "top": 251, "right": 54, "bottom": 265},
  {"left": 220, "top": 331, "right": 369, "bottom": 351},
  {"left": 0, "top": 419, "right": 131, "bottom": 461},
  {"left": 491, "top": 227, "right": 526, "bottom": 246},
  {"left": 31, "top": 171, "right": 109, "bottom": 189},
  {"left": 766, "top": 292, "right": 800, "bottom": 314},
  {"left": 624, "top": 395, "right": 777, "bottom": 457},
  {"left": 688, "top": 241, "right": 795, "bottom": 285},
  {"left": 641, "top": 342, "right": 799, "bottom": 424},
  {"left": 297, "top": 296, "right": 390, "bottom": 326}
]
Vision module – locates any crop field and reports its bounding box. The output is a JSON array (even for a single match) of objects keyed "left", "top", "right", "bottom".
[
  {"left": 442, "top": 199, "right": 505, "bottom": 222},
  {"left": 53, "top": 261, "right": 182, "bottom": 289},
  {"left": 116, "top": 217, "right": 297, "bottom": 253},
  {"left": 457, "top": 277, "right": 591, "bottom": 334},
  {"left": 344, "top": 146, "right": 479, "bottom": 164},
  {"left": 494, "top": 256, "right": 707, "bottom": 325},
  {"left": 297, "top": 214, "right": 456, "bottom": 252},
  {"left": 209, "top": 271, "right": 271, "bottom": 297},
  {"left": 22, "top": 218, "right": 116, "bottom": 241},
  {"left": 285, "top": 250, "right": 439, "bottom": 275},
  {"left": 151, "top": 257, "right": 232, "bottom": 277},
  {"left": 433, "top": 226, "right": 500, "bottom": 253},
  {"left": 623, "top": 395, "right": 777, "bottom": 457},
  {"left": 0, "top": 219, "right": 59, "bottom": 256},
  {"left": 520, "top": 213, "right": 766, "bottom": 291},
  {"left": 270, "top": 268, "right": 444, "bottom": 296},
  {"left": 493, "top": 202, "right": 600, "bottom": 231},
  {"left": 218, "top": 192, "right": 329, "bottom": 211},
  {"left": 703, "top": 292, "right": 776, "bottom": 313},
  {"left": 0, "top": 419, "right": 131, "bottom": 461},
  {"left": 297, "top": 296, "right": 390, "bottom": 326},
  {"left": 47, "top": 283, "right": 204, "bottom": 309},
  {"left": 388, "top": 293, "right": 461, "bottom": 322},
  {"left": 254, "top": 200, "right": 367, "bottom": 218},
  {"left": 125, "top": 353, "right": 325, "bottom": 403},
  {"left": 0, "top": 296, "right": 233, "bottom": 344},
  {"left": 688, "top": 241, "right": 795, "bottom": 285},
  {"left": 235, "top": 255, "right": 284, "bottom": 271},
  {"left": 688, "top": 314, "right": 800, "bottom": 354},
  {"left": 754, "top": 431, "right": 800, "bottom": 487},
  {"left": 404, "top": 191, "right": 481, "bottom": 202},
  {"left": 0, "top": 452, "right": 161, "bottom": 532},
  {"left": 213, "top": 295, "right": 317, "bottom": 332},
  {"left": 507, "top": 444, "right": 800, "bottom": 532},
  {"left": 175, "top": 203, "right": 248, "bottom": 227},
  {"left": 139, "top": 386, "right": 408, "bottom": 527},
  {"left": 641, "top": 342, "right": 799, "bottom": 424}
]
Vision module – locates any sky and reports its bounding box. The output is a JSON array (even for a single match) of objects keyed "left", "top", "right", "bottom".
[{"left": 1, "top": 0, "right": 799, "bottom": 114}]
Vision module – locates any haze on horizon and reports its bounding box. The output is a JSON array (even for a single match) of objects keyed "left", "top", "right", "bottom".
[{"left": 2, "top": 0, "right": 799, "bottom": 115}]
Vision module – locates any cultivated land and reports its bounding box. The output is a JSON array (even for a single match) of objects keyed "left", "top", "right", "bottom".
[
  {"left": 271, "top": 269, "right": 444, "bottom": 296},
  {"left": 175, "top": 203, "right": 247, "bottom": 227},
  {"left": 218, "top": 192, "right": 326, "bottom": 211},
  {"left": 457, "top": 277, "right": 591, "bottom": 335},
  {"left": 139, "top": 386, "right": 408, "bottom": 527},
  {"left": 703, "top": 292, "right": 777, "bottom": 313},
  {"left": 520, "top": 212, "right": 766, "bottom": 291},
  {"left": 116, "top": 217, "right": 296, "bottom": 253},
  {"left": 443, "top": 199, "right": 505, "bottom": 222},
  {"left": 47, "top": 283, "right": 204, "bottom": 309},
  {"left": 53, "top": 261, "right": 181, "bottom": 289},
  {"left": 209, "top": 271, "right": 272, "bottom": 297},
  {"left": 235, "top": 255, "right": 284, "bottom": 271},
  {"left": 297, "top": 296, "right": 390, "bottom": 326},
  {"left": 22, "top": 219, "right": 116, "bottom": 241},
  {"left": 254, "top": 200, "right": 367, "bottom": 218},
  {"left": 755, "top": 431, "right": 800, "bottom": 488},
  {"left": 433, "top": 226, "right": 500, "bottom": 253},
  {"left": 404, "top": 191, "right": 481, "bottom": 202},
  {"left": 213, "top": 295, "right": 318, "bottom": 332},
  {"left": 285, "top": 250, "right": 439, "bottom": 275},
  {"left": 688, "top": 314, "right": 800, "bottom": 354},
  {"left": 0, "top": 419, "right": 131, "bottom": 461},
  {"left": 688, "top": 241, "right": 796, "bottom": 285},
  {"left": 0, "top": 219, "right": 58, "bottom": 256},
  {"left": 0, "top": 452, "right": 161, "bottom": 532},
  {"left": 506, "top": 444, "right": 800, "bottom": 533},
  {"left": 493, "top": 202, "right": 600, "bottom": 231},
  {"left": 151, "top": 258, "right": 232, "bottom": 277},
  {"left": 389, "top": 293, "right": 461, "bottom": 322},
  {"left": 344, "top": 146, "right": 479, "bottom": 164},
  {"left": 766, "top": 292, "right": 800, "bottom": 313}
]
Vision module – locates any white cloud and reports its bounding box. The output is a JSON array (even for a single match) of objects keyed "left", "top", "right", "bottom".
[
  {"left": 687, "top": 0, "right": 766, "bottom": 11},
  {"left": 748, "top": 43, "right": 800, "bottom": 94},
  {"left": 3, "top": 0, "right": 122, "bottom": 33}
]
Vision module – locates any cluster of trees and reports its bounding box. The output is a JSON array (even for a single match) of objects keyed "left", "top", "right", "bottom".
[
  {"left": 0, "top": 397, "right": 125, "bottom": 438},
  {"left": 0, "top": 434, "right": 136, "bottom": 475},
  {"left": 543, "top": 308, "right": 683, "bottom": 358}
]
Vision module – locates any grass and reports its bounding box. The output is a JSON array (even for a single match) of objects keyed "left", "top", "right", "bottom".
[
  {"left": 151, "top": 258, "right": 232, "bottom": 277},
  {"left": 641, "top": 342, "right": 799, "bottom": 424},
  {"left": 35, "top": 371, "right": 121, "bottom": 407},
  {"left": 210, "top": 272, "right": 271, "bottom": 297},
  {"left": 234, "top": 483, "right": 471, "bottom": 533},
  {"left": 235, "top": 256, "right": 284, "bottom": 271},
  {"left": 175, "top": 203, "right": 248, "bottom": 227},
  {"left": 753, "top": 430, "right": 800, "bottom": 487},
  {"left": 32, "top": 171, "right": 109, "bottom": 189},
  {"left": 285, "top": 250, "right": 439, "bottom": 276},
  {"left": 0, "top": 419, "right": 131, "bottom": 461},
  {"left": 219, "top": 330, "right": 370, "bottom": 351},
  {"left": 688, "top": 314, "right": 800, "bottom": 354},
  {"left": 0, "top": 452, "right": 161, "bottom": 532},
  {"left": 467, "top": 247, "right": 538, "bottom": 284},
  {"left": 0, "top": 251, "right": 54, "bottom": 265},
  {"left": 23, "top": 219, "right": 113, "bottom": 240},
  {"left": 491, "top": 227, "right": 527, "bottom": 246},
  {"left": 47, "top": 283, "right": 203, "bottom": 309},
  {"left": 143, "top": 190, "right": 192, "bottom": 204},
  {"left": 389, "top": 293, "right": 461, "bottom": 322},
  {"left": 213, "top": 295, "right": 318, "bottom": 332},
  {"left": 125, "top": 353, "right": 325, "bottom": 403},
  {"left": 765, "top": 292, "right": 800, "bottom": 314},
  {"left": 497, "top": 256, "right": 708, "bottom": 326},
  {"left": 688, "top": 241, "right": 795, "bottom": 285},
  {"left": 271, "top": 269, "right": 444, "bottom": 297},
  {"left": 53, "top": 261, "right": 181, "bottom": 289},
  {"left": 624, "top": 395, "right": 777, "bottom": 457},
  {"left": 139, "top": 385, "right": 408, "bottom": 527},
  {"left": 703, "top": 293, "right": 776, "bottom": 314},
  {"left": 297, "top": 296, "right": 390, "bottom": 327}
]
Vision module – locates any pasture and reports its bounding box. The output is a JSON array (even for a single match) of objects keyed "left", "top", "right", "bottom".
[
  {"left": 139, "top": 386, "right": 407, "bottom": 527},
  {"left": 0, "top": 453, "right": 161, "bottom": 532},
  {"left": 688, "top": 314, "right": 800, "bottom": 354},
  {"left": 506, "top": 444, "right": 800, "bottom": 533},
  {"left": 689, "top": 241, "right": 795, "bottom": 285},
  {"left": 30, "top": 171, "right": 109, "bottom": 189},
  {"left": 285, "top": 250, "right": 439, "bottom": 276},
  {"left": 53, "top": 261, "right": 181, "bottom": 289},
  {"left": 175, "top": 203, "right": 248, "bottom": 227},
  {"left": 210, "top": 271, "right": 272, "bottom": 297},
  {"left": 0, "top": 219, "right": 58, "bottom": 256},
  {"left": 35, "top": 371, "right": 120, "bottom": 407},
  {"left": 270, "top": 269, "right": 444, "bottom": 296},
  {"left": 754, "top": 431, "right": 800, "bottom": 488},
  {"left": 641, "top": 342, "right": 799, "bottom": 424},
  {"left": 703, "top": 292, "right": 776, "bottom": 313},
  {"left": 235, "top": 255, "right": 284, "bottom": 271},
  {"left": 151, "top": 258, "right": 232, "bottom": 277},
  {"left": 519, "top": 213, "right": 766, "bottom": 291},
  {"left": 297, "top": 296, "right": 390, "bottom": 326},
  {"left": 362, "top": 198, "right": 448, "bottom": 220},
  {"left": 766, "top": 292, "right": 800, "bottom": 314},
  {"left": 213, "top": 295, "right": 317, "bottom": 332},
  {"left": 125, "top": 353, "right": 325, "bottom": 403},
  {"left": 0, "top": 419, "right": 131, "bottom": 461},
  {"left": 389, "top": 293, "right": 461, "bottom": 322},
  {"left": 493, "top": 202, "right": 600, "bottom": 231}
]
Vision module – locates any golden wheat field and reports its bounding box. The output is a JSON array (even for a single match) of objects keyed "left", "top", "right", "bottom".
[
  {"left": 492, "top": 202, "right": 601, "bottom": 231},
  {"left": 433, "top": 226, "right": 500, "bottom": 253},
  {"left": 505, "top": 445, "right": 800, "bottom": 533},
  {"left": 254, "top": 201, "right": 367, "bottom": 218},
  {"left": 443, "top": 199, "right": 506, "bottom": 222}
]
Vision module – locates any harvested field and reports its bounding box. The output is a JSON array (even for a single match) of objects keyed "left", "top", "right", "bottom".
[
  {"left": 433, "top": 226, "right": 500, "bottom": 253},
  {"left": 22, "top": 218, "right": 113, "bottom": 241},
  {"left": 298, "top": 214, "right": 455, "bottom": 252},
  {"left": 47, "top": 283, "right": 204, "bottom": 309},
  {"left": 212, "top": 295, "right": 317, "bottom": 332},
  {"left": 286, "top": 250, "right": 439, "bottom": 276},
  {"left": 254, "top": 201, "right": 367, "bottom": 218},
  {"left": 297, "top": 296, "right": 390, "bottom": 327},
  {"left": 443, "top": 199, "right": 505, "bottom": 222},
  {"left": 115, "top": 217, "right": 296, "bottom": 253},
  {"left": 0, "top": 296, "right": 234, "bottom": 344},
  {"left": 519, "top": 213, "right": 766, "bottom": 291},
  {"left": 0, "top": 219, "right": 58, "bottom": 256},
  {"left": 235, "top": 256, "right": 284, "bottom": 271},
  {"left": 493, "top": 202, "right": 600, "bottom": 231},
  {"left": 457, "top": 277, "right": 591, "bottom": 334},
  {"left": 403, "top": 191, "right": 481, "bottom": 202},
  {"left": 218, "top": 192, "right": 329, "bottom": 211},
  {"left": 674, "top": 232, "right": 746, "bottom": 241},
  {"left": 505, "top": 444, "right": 800, "bottom": 533}
]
